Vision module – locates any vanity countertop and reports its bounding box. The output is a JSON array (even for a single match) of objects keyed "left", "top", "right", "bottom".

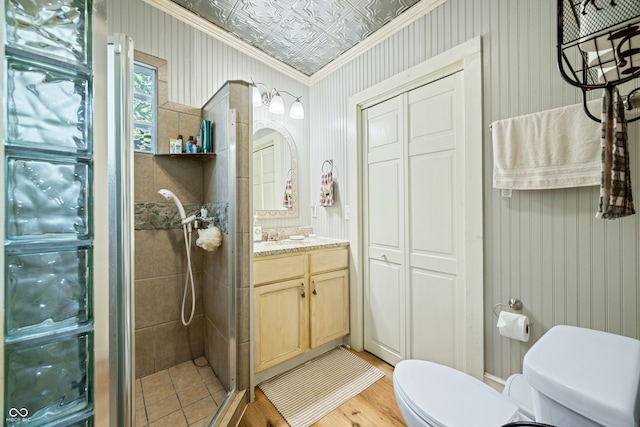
[{"left": 253, "top": 237, "right": 349, "bottom": 257}]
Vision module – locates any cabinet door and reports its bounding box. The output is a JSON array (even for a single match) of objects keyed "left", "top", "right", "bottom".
[
  {"left": 310, "top": 269, "right": 349, "bottom": 348},
  {"left": 254, "top": 279, "right": 308, "bottom": 372}
]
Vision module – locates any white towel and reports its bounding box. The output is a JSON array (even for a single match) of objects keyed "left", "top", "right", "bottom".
[{"left": 492, "top": 101, "right": 601, "bottom": 190}]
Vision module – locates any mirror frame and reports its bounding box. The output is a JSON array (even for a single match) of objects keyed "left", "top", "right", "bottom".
[{"left": 253, "top": 120, "right": 298, "bottom": 218}]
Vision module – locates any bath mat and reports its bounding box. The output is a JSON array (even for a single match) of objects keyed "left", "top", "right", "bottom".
[{"left": 258, "top": 347, "right": 384, "bottom": 427}]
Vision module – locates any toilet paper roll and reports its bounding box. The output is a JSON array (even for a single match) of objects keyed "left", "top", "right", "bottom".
[{"left": 497, "top": 311, "right": 530, "bottom": 342}]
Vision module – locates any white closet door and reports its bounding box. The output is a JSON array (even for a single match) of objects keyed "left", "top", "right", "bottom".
[
  {"left": 363, "top": 95, "right": 406, "bottom": 365},
  {"left": 407, "top": 73, "right": 464, "bottom": 368},
  {"left": 363, "top": 73, "right": 466, "bottom": 369}
]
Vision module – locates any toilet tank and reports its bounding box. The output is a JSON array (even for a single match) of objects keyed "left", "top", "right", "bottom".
[{"left": 523, "top": 325, "right": 640, "bottom": 427}]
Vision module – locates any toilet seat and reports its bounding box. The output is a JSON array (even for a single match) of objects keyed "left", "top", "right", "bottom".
[
  {"left": 503, "top": 374, "right": 535, "bottom": 420},
  {"left": 394, "top": 360, "right": 522, "bottom": 427}
]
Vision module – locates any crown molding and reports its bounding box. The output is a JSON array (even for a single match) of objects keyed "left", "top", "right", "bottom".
[
  {"left": 142, "top": 0, "right": 312, "bottom": 85},
  {"left": 309, "top": 0, "right": 448, "bottom": 84},
  {"left": 142, "top": 0, "right": 448, "bottom": 87}
]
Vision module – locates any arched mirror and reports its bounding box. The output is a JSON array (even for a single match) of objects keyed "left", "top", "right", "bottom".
[{"left": 253, "top": 120, "right": 298, "bottom": 218}]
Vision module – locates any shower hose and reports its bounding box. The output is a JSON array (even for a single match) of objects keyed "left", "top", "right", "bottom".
[{"left": 181, "top": 223, "right": 196, "bottom": 326}]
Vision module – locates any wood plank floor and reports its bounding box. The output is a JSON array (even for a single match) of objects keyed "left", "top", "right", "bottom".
[{"left": 238, "top": 349, "right": 407, "bottom": 427}]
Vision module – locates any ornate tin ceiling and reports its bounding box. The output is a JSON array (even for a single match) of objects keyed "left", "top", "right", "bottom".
[{"left": 170, "top": 0, "right": 421, "bottom": 76}]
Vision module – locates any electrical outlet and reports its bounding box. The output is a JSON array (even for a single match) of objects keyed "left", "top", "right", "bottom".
[
  {"left": 311, "top": 204, "right": 317, "bottom": 218},
  {"left": 345, "top": 204, "right": 350, "bottom": 220}
]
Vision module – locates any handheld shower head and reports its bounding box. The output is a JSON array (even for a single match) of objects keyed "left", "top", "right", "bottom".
[
  {"left": 157, "top": 188, "right": 186, "bottom": 219},
  {"left": 157, "top": 188, "right": 199, "bottom": 326}
]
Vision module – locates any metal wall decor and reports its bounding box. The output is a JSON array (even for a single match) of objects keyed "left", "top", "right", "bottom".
[{"left": 557, "top": 0, "right": 640, "bottom": 121}]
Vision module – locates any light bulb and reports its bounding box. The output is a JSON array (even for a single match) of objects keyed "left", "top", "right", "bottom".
[
  {"left": 289, "top": 99, "right": 304, "bottom": 119},
  {"left": 269, "top": 93, "right": 285, "bottom": 114}
]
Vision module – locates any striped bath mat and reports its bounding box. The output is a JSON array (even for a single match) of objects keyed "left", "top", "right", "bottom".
[{"left": 258, "top": 347, "right": 384, "bottom": 427}]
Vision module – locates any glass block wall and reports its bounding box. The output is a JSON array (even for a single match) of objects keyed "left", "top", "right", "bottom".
[
  {"left": 3, "top": 1, "right": 95, "bottom": 425},
  {"left": 133, "top": 62, "right": 156, "bottom": 153}
]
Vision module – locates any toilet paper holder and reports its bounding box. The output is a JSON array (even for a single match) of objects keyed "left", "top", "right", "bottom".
[{"left": 492, "top": 298, "right": 524, "bottom": 318}]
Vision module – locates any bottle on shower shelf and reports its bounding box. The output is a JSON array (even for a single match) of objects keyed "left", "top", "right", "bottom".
[
  {"left": 186, "top": 136, "right": 195, "bottom": 153},
  {"left": 176, "top": 134, "right": 183, "bottom": 153}
]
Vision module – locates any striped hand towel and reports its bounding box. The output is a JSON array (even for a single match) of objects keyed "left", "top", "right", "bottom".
[
  {"left": 319, "top": 172, "right": 334, "bottom": 207},
  {"left": 283, "top": 180, "right": 293, "bottom": 208},
  {"left": 596, "top": 86, "right": 635, "bottom": 219}
]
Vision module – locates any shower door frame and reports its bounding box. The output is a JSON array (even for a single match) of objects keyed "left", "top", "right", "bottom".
[{"left": 107, "top": 33, "right": 136, "bottom": 427}]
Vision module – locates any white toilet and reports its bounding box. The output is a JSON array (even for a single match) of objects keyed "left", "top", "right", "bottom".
[{"left": 393, "top": 325, "right": 640, "bottom": 427}]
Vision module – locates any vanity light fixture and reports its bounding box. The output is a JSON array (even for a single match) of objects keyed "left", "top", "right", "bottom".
[
  {"left": 557, "top": 0, "right": 640, "bottom": 121},
  {"left": 251, "top": 79, "right": 304, "bottom": 119}
]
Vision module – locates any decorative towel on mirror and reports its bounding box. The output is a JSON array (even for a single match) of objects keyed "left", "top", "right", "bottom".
[
  {"left": 596, "top": 87, "right": 635, "bottom": 219},
  {"left": 283, "top": 179, "right": 293, "bottom": 208},
  {"left": 492, "top": 100, "right": 601, "bottom": 189},
  {"left": 319, "top": 171, "right": 334, "bottom": 207}
]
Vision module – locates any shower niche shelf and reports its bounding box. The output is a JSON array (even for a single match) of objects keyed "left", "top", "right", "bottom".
[{"left": 155, "top": 153, "right": 215, "bottom": 159}]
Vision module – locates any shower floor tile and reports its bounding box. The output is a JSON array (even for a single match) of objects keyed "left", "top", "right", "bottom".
[{"left": 137, "top": 357, "right": 226, "bottom": 427}]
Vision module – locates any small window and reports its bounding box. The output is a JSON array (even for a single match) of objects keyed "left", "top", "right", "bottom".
[{"left": 133, "top": 62, "right": 157, "bottom": 153}]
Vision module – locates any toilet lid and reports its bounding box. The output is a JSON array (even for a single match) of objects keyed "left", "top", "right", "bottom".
[{"left": 394, "top": 360, "right": 521, "bottom": 427}]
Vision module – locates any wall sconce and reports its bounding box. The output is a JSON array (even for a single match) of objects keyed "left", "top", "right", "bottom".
[
  {"left": 557, "top": 0, "right": 640, "bottom": 121},
  {"left": 251, "top": 79, "right": 304, "bottom": 119}
]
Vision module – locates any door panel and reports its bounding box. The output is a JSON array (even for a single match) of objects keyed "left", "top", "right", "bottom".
[
  {"left": 364, "top": 95, "right": 405, "bottom": 364},
  {"left": 366, "top": 259, "right": 404, "bottom": 364},
  {"left": 368, "top": 160, "right": 402, "bottom": 249},
  {"left": 367, "top": 96, "right": 402, "bottom": 155},
  {"left": 409, "top": 152, "right": 455, "bottom": 256},
  {"left": 406, "top": 74, "right": 464, "bottom": 368},
  {"left": 409, "top": 269, "right": 456, "bottom": 366},
  {"left": 408, "top": 86, "right": 455, "bottom": 138}
]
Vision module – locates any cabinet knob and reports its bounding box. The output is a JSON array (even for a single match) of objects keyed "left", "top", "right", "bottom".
[
  {"left": 300, "top": 283, "right": 306, "bottom": 298},
  {"left": 381, "top": 253, "right": 387, "bottom": 260},
  {"left": 312, "top": 281, "right": 318, "bottom": 295}
]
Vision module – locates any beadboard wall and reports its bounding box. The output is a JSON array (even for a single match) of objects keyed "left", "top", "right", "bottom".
[
  {"left": 108, "top": 0, "right": 640, "bottom": 380},
  {"left": 310, "top": 0, "right": 640, "bottom": 380}
]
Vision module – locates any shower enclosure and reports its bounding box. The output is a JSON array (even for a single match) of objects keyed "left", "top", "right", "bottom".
[
  {"left": 2, "top": 1, "right": 249, "bottom": 425},
  {"left": 119, "top": 48, "right": 251, "bottom": 427},
  {"left": 197, "top": 80, "right": 253, "bottom": 424}
]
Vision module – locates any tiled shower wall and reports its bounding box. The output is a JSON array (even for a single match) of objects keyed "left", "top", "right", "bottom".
[
  {"left": 133, "top": 50, "right": 211, "bottom": 377},
  {"left": 202, "top": 81, "right": 251, "bottom": 392},
  {"left": 134, "top": 153, "right": 206, "bottom": 378}
]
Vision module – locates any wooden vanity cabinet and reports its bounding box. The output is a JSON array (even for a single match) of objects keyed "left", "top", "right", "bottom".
[
  {"left": 309, "top": 249, "right": 350, "bottom": 349},
  {"left": 254, "top": 247, "right": 349, "bottom": 373},
  {"left": 254, "top": 277, "right": 308, "bottom": 372}
]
